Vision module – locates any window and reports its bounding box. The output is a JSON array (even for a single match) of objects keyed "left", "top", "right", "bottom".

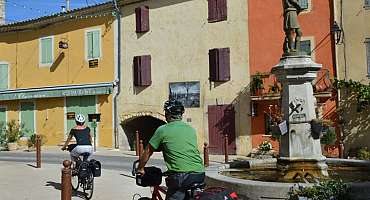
[
  {"left": 365, "top": 0, "right": 370, "bottom": 7},
  {"left": 40, "top": 37, "right": 53, "bottom": 66},
  {"left": 301, "top": 40, "right": 312, "bottom": 55},
  {"left": 86, "top": 30, "right": 101, "bottom": 60},
  {"left": 0, "top": 63, "right": 8, "bottom": 90},
  {"left": 208, "top": 0, "right": 227, "bottom": 23},
  {"left": 20, "top": 102, "right": 35, "bottom": 137},
  {"left": 299, "top": 0, "right": 309, "bottom": 10},
  {"left": 209, "top": 48, "right": 230, "bottom": 82},
  {"left": 0, "top": 107, "right": 6, "bottom": 131},
  {"left": 133, "top": 55, "right": 151, "bottom": 86},
  {"left": 135, "top": 6, "right": 150, "bottom": 33},
  {"left": 366, "top": 40, "right": 370, "bottom": 76}
]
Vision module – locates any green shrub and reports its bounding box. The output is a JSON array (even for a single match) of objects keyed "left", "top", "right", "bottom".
[
  {"left": 258, "top": 140, "right": 272, "bottom": 152},
  {"left": 4, "top": 120, "right": 24, "bottom": 143},
  {"left": 288, "top": 180, "right": 349, "bottom": 200},
  {"left": 321, "top": 127, "right": 336, "bottom": 145},
  {"left": 357, "top": 147, "right": 370, "bottom": 160},
  {"left": 27, "top": 134, "right": 47, "bottom": 148}
]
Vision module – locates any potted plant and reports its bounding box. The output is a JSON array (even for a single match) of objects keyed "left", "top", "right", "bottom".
[
  {"left": 287, "top": 180, "right": 349, "bottom": 200},
  {"left": 251, "top": 72, "right": 264, "bottom": 96},
  {"left": 311, "top": 119, "right": 333, "bottom": 140},
  {"left": 27, "top": 134, "right": 47, "bottom": 151},
  {"left": 4, "top": 120, "right": 24, "bottom": 151}
]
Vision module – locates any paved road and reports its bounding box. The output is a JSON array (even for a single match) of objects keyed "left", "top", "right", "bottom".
[{"left": 0, "top": 150, "right": 166, "bottom": 171}]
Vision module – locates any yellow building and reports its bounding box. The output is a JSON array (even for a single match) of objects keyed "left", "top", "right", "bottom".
[
  {"left": 334, "top": 0, "right": 370, "bottom": 155},
  {"left": 116, "top": 0, "right": 251, "bottom": 155},
  {"left": 0, "top": 3, "right": 118, "bottom": 148}
]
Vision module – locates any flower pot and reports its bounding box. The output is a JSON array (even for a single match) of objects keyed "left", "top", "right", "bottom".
[
  {"left": 7, "top": 142, "right": 18, "bottom": 151},
  {"left": 311, "top": 121, "right": 323, "bottom": 139}
]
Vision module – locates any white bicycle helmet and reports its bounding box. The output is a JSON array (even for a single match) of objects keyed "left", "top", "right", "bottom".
[{"left": 75, "top": 113, "right": 86, "bottom": 123}]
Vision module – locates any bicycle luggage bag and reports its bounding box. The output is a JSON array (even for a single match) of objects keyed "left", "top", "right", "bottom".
[
  {"left": 89, "top": 159, "right": 101, "bottom": 177},
  {"left": 197, "top": 187, "right": 238, "bottom": 200},
  {"left": 136, "top": 166, "right": 162, "bottom": 187}
]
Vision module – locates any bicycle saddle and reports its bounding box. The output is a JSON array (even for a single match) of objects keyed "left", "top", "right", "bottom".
[{"left": 80, "top": 152, "right": 90, "bottom": 161}]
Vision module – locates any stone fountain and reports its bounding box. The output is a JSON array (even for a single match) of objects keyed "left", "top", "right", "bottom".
[{"left": 272, "top": 54, "right": 329, "bottom": 180}]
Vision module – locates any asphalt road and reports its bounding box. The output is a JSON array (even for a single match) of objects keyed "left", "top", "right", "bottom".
[{"left": 0, "top": 151, "right": 166, "bottom": 171}]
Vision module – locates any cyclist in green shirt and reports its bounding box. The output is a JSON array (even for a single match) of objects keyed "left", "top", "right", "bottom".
[{"left": 137, "top": 99, "right": 205, "bottom": 200}]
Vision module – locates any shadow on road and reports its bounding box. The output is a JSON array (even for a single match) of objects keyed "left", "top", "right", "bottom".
[
  {"left": 120, "top": 173, "right": 135, "bottom": 179},
  {"left": 27, "top": 164, "right": 38, "bottom": 168},
  {"left": 45, "top": 181, "right": 87, "bottom": 199}
]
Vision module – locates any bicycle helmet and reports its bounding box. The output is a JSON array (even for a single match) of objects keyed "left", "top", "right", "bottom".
[
  {"left": 75, "top": 113, "right": 86, "bottom": 123},
  {"left": 164, "top": 99, "right": 185, "bottom": 116}
]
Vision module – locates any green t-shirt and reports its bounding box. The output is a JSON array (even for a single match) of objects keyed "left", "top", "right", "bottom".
[{"left": 149, "top": 120, "right": 204, "bottom": 173}]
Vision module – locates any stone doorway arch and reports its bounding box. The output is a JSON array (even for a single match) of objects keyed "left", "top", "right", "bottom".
[{"left": 120, "top": 112, "right": 166, "bottom": 150}]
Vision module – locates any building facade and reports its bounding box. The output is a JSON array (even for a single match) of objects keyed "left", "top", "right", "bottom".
[
  {"left": 248, "top": 0, "right": 337, "bottom": 153},
  {"left": 334, "top": 0, "right": 370, "bottom": 156},
  {"left": 116, "top": 0, "right": 251, "bottom": 155},
  {"left": 0, "top": 3, "right": 117, "bottom": 147}
]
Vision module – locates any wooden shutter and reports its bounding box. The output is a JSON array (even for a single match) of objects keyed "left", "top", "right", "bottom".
[
  {"left": 0, "top": 64, "right": 8, "bottom": 90},
  {"left": 208, "top": 0, "right": 217, "bottom": 22},
  {"left": 366, "top": 41, "right": 370, "bottom": 75},
  {"left": 218, "top": 0, "right": 227, "bottom": 21},
  {"left": 92, "top": 31, "right": 100, "bottom": 58},
  {"left": 209, "top": 49, "right": 219, "bottom": 81},
  {"left": 20, "top": 102, "right": 35, "bottom": 137},
  {"left": 209, "top": 48, "right": 230, "bottom": 82},
  {"left": 41, "top": 37, "right": 52, "bottom": 64},
  {"left": 218, "top": 48, "right": 230, "bottom": 81},
  {"left": 0, "top": 107, "right": 6, "bottom": 130},
  {"left": 136, "top": 6, "right": 150, "bottom": 33},
  {"left": 87, "top": 32, "right": 94, "bottom": 59},
  {"left": 133, "top": 55, "right": 151, "bottom": 86}
]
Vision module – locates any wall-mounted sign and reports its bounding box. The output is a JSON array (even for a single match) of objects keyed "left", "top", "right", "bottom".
[
  {"left": 169, "top": 81, "right": 200, "bottom": 108},
  {"left": 88, "top": 113, "right": 101, "bottom": 122},
  {"left": 67, "top": 112, "right": 76, "bottom": 119}
]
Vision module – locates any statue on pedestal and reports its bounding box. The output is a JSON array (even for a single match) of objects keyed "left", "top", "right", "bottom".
[{"left": 282, "top": 0, "right": 303, "bottom": 55}]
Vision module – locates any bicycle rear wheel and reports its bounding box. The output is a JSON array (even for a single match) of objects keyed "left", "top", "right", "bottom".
[
  {"left": 71, "top": 172, "right": 79, "bottom": 191},
  {"left": 83, "top": 172, "right": 94, "bottom": 200}
]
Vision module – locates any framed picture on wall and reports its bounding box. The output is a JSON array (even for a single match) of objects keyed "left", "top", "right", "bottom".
[{"left": 169, "top": 81, "right": 200, "bottom": 108}]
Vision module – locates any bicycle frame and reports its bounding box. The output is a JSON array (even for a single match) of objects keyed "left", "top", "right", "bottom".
[{"left": 151, "top": 185, "right": 167, "bottom": 200}]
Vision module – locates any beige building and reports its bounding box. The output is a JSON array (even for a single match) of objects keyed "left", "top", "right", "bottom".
[
  {"left": 334, "top": 0, "right": 370, "bottom": 155},
  {"left": 116, "top": 0, "right": 251, "bottom": 155}
]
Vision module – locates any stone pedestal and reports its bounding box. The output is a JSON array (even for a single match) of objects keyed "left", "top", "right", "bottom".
[{"left": 271, "top": 55, "right": 328, "bottom": 179}]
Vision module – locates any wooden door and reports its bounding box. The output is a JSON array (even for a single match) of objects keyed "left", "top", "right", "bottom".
[{"left": 208, "top": 104, "right": 236, "bottom": 155}]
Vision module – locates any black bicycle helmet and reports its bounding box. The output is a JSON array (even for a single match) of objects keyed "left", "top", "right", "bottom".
[{"left": 164, "top": 99, "right": 185, "bottom": 116}]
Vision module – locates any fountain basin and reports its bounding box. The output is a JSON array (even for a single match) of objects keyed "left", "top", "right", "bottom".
[{"left": 205, "top": 158, "right": 370, "bottom": 200}]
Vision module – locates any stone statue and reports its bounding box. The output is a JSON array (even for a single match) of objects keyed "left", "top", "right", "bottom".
[{"left": 282, "top": 0, "right": 303, "bottom": 55}]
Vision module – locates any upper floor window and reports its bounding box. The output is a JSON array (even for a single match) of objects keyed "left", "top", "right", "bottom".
[
  {"left": 135, "top": 6, "right": 150, "bottom": 33},
  {"left": 86, "top": 29, "right": 101, "bottom": 60},
  {"left": 40, "top": 36, "right": 53, "bottom": 66},
  {"left": 365, "top": 0, "right": 370, "bottom": 7},
  {"left": 208, "top": 0, "right": 227, "bottom": 23},
  {"left": 366, "top": 39, "right": 370, "bottom": 76},
  {"left": 299, "top": 0, "right": 309, "bottom": 10},
  {"left": 0, "top": 63, "right": 8, "bottom": 90},
  {"left": 301, "top": 40, "right": 312, "bottom": 55}
]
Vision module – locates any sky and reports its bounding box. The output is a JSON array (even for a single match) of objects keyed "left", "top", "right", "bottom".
[{"left": 5, "top": 0, "right": 112, "bottom": 23}]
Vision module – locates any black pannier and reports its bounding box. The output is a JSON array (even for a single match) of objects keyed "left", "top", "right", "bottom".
[
  {"left": 89, "top": 159, "right": 101, "bottom": 177},
  {"left": 136, "top": 166, "right": 162, "bottom": 187},
  {"left": 78, "top": 161, "right": 91, "bottom": 179}
]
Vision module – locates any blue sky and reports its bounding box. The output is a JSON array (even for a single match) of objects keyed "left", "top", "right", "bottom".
[{"left": 5, "top": 0, "right": 111, "bottom": 23}]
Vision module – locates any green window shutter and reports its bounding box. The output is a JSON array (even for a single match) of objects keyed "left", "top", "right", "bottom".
[
  {"left": 87, "top": 32, "right": 94, "bottom": 59},
  {"left": 41, "top": 38, "right": 52, "bottom": 64},
  {"left": 0, "top": 107, "right": 6, "bottom": 130},
  {"left": 66, "top": 96, "right": 96, "bottom": 135},
  {"left": 0, "top": 64, "right": 8, "bottom": 90},
  {"left": 301, "top": 40, "right": 311, "bottom": 55},
  {"left": 92, "top": 31, "right": 100, "bottom": 58},
  {"left": 366, "top": 41, "right": 370, "bottom": 75},
  {"left": 20, "top": 102, "right": 35, "bottom": 137}
]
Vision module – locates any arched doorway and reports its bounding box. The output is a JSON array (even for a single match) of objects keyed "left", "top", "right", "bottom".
[{"left": 121, "top": 115, "right": 166, "bottom": 150}]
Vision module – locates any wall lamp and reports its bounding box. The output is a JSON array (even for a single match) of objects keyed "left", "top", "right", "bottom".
[
  {"left": 331, "top": 21, "right": 342, "bottom": 45},
  {"left": 58, "top": 41, "right": 69, "bottom": 49}
]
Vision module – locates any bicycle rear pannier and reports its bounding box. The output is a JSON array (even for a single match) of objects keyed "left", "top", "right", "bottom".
[
  {"left": 197, "top": 187, "right": 238, "bottom": 200},
  {"left": 89, "top": 159, "right": 101, "bottom": 177},
  {"left": 78, "top": 161, "right": 91, "bottom": 179},
  {"left": 136, "top": 166, "right": 162, "bottom": 187}
]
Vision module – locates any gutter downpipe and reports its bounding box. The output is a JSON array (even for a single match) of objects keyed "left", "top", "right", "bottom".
[{"left": 113, "top": 0, "right": 121, "bottom": 149}]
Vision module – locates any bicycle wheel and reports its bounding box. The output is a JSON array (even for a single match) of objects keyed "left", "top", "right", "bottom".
[
  {"left": 83, "top": 171, "right": 94, "bottom": 200},
  {"left": 71, "top": 171, "right": 79, "bottom": 191}
]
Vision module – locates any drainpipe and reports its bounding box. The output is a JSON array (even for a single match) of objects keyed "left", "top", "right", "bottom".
[{"left": 112, "top": 0, "right": 121, "bottom": 149}]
